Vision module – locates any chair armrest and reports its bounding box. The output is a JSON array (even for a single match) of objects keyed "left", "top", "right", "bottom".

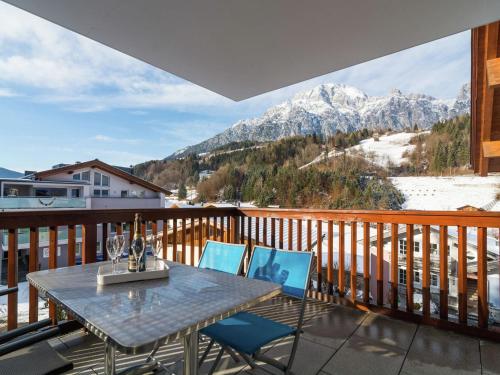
[
  {"left": 0, "top": 320, "right": 82, "bottom": 357},
  {"left": 0, "top": 286, "right": 18, "bottom": 297},
  {"left": 0, "top": 318, "right": 52, "bottom": 345}
]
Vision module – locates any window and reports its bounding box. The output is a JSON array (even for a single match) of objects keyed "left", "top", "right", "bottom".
[
  {"left": 81, "top": 171, "right": 90, "bottom": 181},
  {"left": 430, "top": 243, "right": 438, "bottom": 255},
  {"left": 431, "top": 273, "right": 439, "bottom": 287},
  {"left": 94, "top": 172, "right": 102, "bottom": 186},
  {"left": 414, "top": 271, "right": 420, "bottom": 283},
  {"left": 102, "top": 175, "right": 110, "bottom": 187},
  {"left": 101, "top": 190, "right": 109, "bottom": 197},
  {"left": 75, "top": 243, "right": 82, "bottom": 257},
  {"left": 399, "top": 240, "right": 407, "bottom": 255},
  {"left": 72, "top": 173, "right": 80, "bottom": 181},
  {"left": 71, "top": 188, "right": 80, "bottom": 198},
  {"left": 414, "top": 241, "right": 420, "bottom": 252},
  {"left": 93, "top": 189, "right": 101, "bottom": 197},
  {"left": 399, "top": 269, "right": 407, "bottom": 285},
  {"left": 121, "top": 190, "right": 128, "bottom": 198}
]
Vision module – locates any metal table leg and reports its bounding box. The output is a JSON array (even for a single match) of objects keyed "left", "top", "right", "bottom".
[
  {"left": 183, "top": 331, "right": 199, "bottom": 375},
  {"left": 104, "top": 341, "right": 116, "bottom": 375}
]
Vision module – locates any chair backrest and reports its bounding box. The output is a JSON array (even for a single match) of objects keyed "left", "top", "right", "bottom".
[
  {"left": 247, "top": 246, "right": 313, "bottom": 299},
  {"left": 198, "top": 240, "right": 247, "bottom": 275}
]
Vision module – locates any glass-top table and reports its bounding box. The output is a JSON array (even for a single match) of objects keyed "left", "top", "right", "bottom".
[{"left": 27, "top": 261, "right": 282, "bottom": 375}]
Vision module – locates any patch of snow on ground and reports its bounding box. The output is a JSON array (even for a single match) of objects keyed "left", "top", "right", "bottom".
[
  {"left": 391, "top": 175, "right": 500, "bottom": 211},
  {"left": 300, "top": 131, "right": 426, "bottom": 169},
  {"left": 349, "top": 131, "right": 425, "bottom": 168},
  {"left": 0, "top": 281, "right": 49, "bottom": 327}
]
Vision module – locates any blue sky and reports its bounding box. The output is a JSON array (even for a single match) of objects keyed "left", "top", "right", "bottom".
[{"left": 0, "top": 1, "right": 471, "bottom": 172}]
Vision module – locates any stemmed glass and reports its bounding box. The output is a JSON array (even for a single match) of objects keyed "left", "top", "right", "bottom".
[
  {"left": 149, "top": 235, "right": 163, "bottom": 269},
  {"left": 114, "top": 235, "right": 126, "bottom": 269},
  {"left": 106, "top": 236, "right": 119, "bottom": 273},
  {"left": 131, "top": 237, "right": 145, "bottom": 273}
]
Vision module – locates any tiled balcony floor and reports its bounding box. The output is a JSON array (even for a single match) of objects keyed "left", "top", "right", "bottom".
[{"left": 50, "top": 297, "right": 500, "bottom": 375}]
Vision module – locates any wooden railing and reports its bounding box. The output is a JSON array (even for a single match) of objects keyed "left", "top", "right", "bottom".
[{"left": 0, "top": 207, "right": 499, "bottom": 341}]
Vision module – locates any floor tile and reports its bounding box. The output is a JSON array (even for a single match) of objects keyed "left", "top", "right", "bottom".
[
  {"left": 260, "top": 335, "right": 334, "bottom": 375},
  {"left": 354, "top": 312, "right": 417, "bottom": 350},
  {"left": 302, "top": 304, "right": 366, "bottom": 349},
  {"left": 401, "top": 325, "right": 481, "bottom": 375},
  {"left": 480, "top": 339, "right": 500, "bottom": 375},
  {"left": 322, "top": 335, "right": 406, "bottom": 375}
]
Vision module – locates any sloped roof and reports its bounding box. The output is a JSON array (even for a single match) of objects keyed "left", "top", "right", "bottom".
[{"left": 34, "top": 159, "right": 171, "bottom": 195}]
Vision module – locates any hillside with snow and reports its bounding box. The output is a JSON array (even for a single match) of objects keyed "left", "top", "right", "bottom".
[
  {"left": 300, "top": 131, "right": 428, "bottom": 169},
  {"left": 168, "top": 82, "right": 470, "bottom": 159},
  {"left": 391, "top": 175, "right": 500, "bottom": 211}
]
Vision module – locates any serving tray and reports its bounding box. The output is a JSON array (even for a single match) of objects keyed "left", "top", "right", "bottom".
[{"left": 97, "top": 259, "right": 169, "bottom": 285}]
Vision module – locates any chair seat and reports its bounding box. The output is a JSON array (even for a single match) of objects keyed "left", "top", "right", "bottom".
[
  {"left": 201, "top": 311, "right": 296, "bottom": 355},
  {"left": 0, "top": 340, "right": 73, "bottom": 375}
]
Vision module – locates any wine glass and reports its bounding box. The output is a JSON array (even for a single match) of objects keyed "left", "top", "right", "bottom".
[
  {"left": 106, "top": 236, "right": 118, "bottom": 273},
  {"left": 114, "top": 235, "right": 126, "bottom": 269},
  {"left": 131, "top": 238, "right": 145, "bottom": 273},
  {"left": 149, "top": 235, "right": 163, "bottom": 268}
]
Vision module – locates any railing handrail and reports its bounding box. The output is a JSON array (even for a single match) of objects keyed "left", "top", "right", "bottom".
[
  {"left": 238, "top": 207, "right": 500, "bottom": 227},
  {"left": 0, "top": 207, "right": 240, "bottom": 229}
]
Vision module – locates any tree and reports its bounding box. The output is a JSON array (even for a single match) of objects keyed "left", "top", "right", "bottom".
[{"left": 178, "top": 182, "right": 187, "bottom": 200}]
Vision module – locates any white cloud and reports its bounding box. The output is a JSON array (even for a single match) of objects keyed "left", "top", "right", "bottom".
[
  {"left": 0, "top": 1, "right": 470, "bottom": 116},
  {"left": 93, "top": 134, "right": 113, "bottom": 142},
  {"left": 0, "top": 87, "right": 18, "bottom": 97}
]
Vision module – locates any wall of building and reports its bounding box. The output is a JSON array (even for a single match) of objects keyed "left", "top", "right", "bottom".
[{"left": 48, "top": 167, "right": 160, "bottom": 199}]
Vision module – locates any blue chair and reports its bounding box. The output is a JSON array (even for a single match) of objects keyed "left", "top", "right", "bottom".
[
  {"left": 198, "top": 240, "right": 247, "bottom": 275},
  {"left": 199, "top": 246, "right": 313, "bottom": 374}
]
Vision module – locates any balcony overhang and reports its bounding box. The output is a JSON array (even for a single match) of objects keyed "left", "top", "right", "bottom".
[{"left": 4, "top": 0, "right": 500, "bottom": 101}]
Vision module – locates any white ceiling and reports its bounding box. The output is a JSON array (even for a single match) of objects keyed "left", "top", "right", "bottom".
[{"left": 4, "top": 0, "right": 500, "bottom": 101}]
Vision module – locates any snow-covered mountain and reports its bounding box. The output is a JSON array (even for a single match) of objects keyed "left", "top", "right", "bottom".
[{"left": 168, "top": 83, "right": 470, "bottom": 159}]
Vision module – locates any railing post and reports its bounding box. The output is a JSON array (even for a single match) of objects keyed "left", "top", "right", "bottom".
[
  {"left": 363, "top": 222, "right": 370, "bottom": 304},
  {"left": 49, "top": 226, "right": 58, "bottom": 324},
  {"left": 422, "top": 225, "right": 431, "bottom": 319},
  {"left": 390, "top": 223, "right": 398, "bottom": 310},
  {"left": 339, "top": 221, "right": 345, "bottom": 296},
  {"left": 198, "top": 218, "right": 203, "bottom": 259},
  {"left": 67, "top": 225, "right": 76, "bottom": 267},
  {"left": 376, "top": 223, "right": 384, "bottom": 306},
  {"left": 271, "top": 218, "right": 276, "bottom": 248},
  {"left": 287, "top": 219, "right": 293, "bottom": 250},
  {"left": 279, "top": 219, "right": 284, "bottom": 249},
  {"left": 477, "top": 227, "right": 488, "bottom": 328},
  {"left": 190, "top": 217, "right": 195, "bottom": 265},
  {"left": 457, "top": 226, "right": 468, "bottom": 324},
  {"left": 172, "top": 219, "right": 178, "bottom": 262},
  {"left": 350, "top": 222, "right": 357, "bottom": 303},
  {"left": 406, "top": 224, "right": 414, "bottom": 313},
  {"left": 230, "top": 216, "right": 237, "bottom": 244},
  {"left": 327, "top": 221, "right": 334, "bottom": 295},
  {"left": 316, "top": 220, "right": 322, "bottom": 293},
  {"left": 29, "top": 227, "right": 39, "bottom": 324},
  {"left": 82, "top": 224, "right": 97, "bottom": 264},
  {"left": 102, "top": 223, "right": 108, "bottom": 261},
  {"left": 297, "top": 219, "right": 302, "bottom": 251},
  {"left": 8, "top": 229, "right": 17, "bottom": 330},
  {"left": 439, "top": 226, "right": 449, "bottom": 320},
  {"left": 181, "top": 219, "right": 187, "bottom": 264}
]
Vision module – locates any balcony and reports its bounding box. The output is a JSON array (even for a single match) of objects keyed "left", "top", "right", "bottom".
[
  {"left": 0, "top": 207, "right": 499, "bottom": 374},
  {"left": 0, "top": 197, "right": 86, "bottom": 210}
]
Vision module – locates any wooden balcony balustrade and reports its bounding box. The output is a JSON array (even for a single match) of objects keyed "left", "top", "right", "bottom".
[{"left": 0, "top": 207, "right": 499, "bottom": 342}]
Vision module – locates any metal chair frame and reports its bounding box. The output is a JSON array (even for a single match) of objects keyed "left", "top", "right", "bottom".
[{"left": 200, "top": 246, "right": 313, "bottom": 375}]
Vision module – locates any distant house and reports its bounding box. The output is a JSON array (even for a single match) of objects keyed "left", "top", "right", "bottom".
[
  {"left": 0, "top": 159, "right": 170, "bottom": 210},
  {"left": 0, "top": 159, "right": 171, "bottom": 283}
]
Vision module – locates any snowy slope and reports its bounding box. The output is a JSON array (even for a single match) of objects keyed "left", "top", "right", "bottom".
[
  {"left": 300, "top": 131, "right": 426, "bottom": 169},
  {"left": 391, "top": 175, "right": 500, "bottom": 211}
]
